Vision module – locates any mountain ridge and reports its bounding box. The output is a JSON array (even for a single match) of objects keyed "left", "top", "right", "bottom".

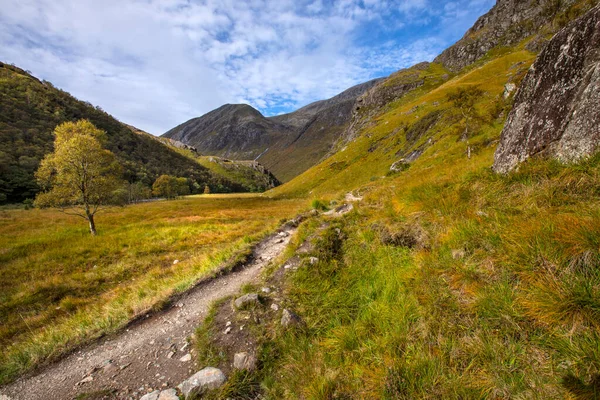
[{"left": 162, "top": 78, "right": 383, "bottom": 182}]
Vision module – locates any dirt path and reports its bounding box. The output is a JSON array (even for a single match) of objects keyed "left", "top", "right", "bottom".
[{"left": 1, "top": 226, "right": 296, "bottom": 400}]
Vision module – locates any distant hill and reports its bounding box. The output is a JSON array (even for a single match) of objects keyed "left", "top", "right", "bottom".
[
  {"left": 0, "top": 63, "right": 277, "bottom": 203},
  {"left": 162, "top": 79, "right": 382, "bottom": 182}
]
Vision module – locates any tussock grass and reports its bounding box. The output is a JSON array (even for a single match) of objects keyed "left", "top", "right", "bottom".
[{"left": 0, "top": 195, "right": 304, "bottom": 384}]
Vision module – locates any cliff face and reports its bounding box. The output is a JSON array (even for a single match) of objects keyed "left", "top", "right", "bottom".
[
  {"left": 435, "top": 0, "right": 579, "bottom": 72},
  {"left": 493, "top": 5, "right": 600, "bottom": 173}
]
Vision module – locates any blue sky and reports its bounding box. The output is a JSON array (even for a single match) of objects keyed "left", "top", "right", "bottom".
[{"left": 0, "top": 0, "right": 495, "bottom": 134}]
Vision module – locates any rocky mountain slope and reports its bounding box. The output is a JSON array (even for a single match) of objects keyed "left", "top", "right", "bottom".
[
  {"left": 494, "top": 4, "right": 600, "bottom": 173},
  {"left": 434, "top": 0, "right": 581, "bottom": 71},
  {"left": 162, "top": 79, "right": 381, "bottom": 182},
  {"left": 0, "top": 63, "right": 278, "bottom": 202}
]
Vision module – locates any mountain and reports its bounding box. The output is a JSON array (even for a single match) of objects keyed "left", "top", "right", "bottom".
[
  {"left": 0, "top": 63, "right": 278, "bottom": 203},
  {"left": 162, "top": 79, "right": 382, "bottom": 182},
  {"left": 434, "top": 0, "right": 582, "bottom": 71}
]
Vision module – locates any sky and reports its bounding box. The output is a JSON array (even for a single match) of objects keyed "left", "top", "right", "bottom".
[{"left": 0, "top": 0, "right": 495, "bottom": 135}]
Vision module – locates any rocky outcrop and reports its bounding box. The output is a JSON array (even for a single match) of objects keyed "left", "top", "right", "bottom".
[
  {"left": 493, "top": 5, "right": 600, "bottom": 173},
  {"left": 435, "top": 0, "right": 580, "bottom": 72}
]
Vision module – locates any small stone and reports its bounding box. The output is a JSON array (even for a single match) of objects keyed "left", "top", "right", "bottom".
[
  {"left": 261, "top": 287, "right": 271, "bottom": 293},
  {"left": 180, "top": 354, "right": 192, "bottom": 362},
  {"left": 284, "top": 264, "right": 291, "bottom": 269},
  {"left": 278, "top": 231, "right": 289, "bottom": 237},
  {"left": 157, "top": 388, "right": 179, "bottom": 400},
  {"left": 271, "top": 303, "right": 279, "bottom": 311},
  {"left": 177, "top": 367, "right": 226, "bottom": 397},
  {"left": 309, "top": 257, "right": 319, "bottom": 265},
  {"left": 224, "top": 327, "right": 232, "bottom": 334},
  {"left": 281, "top": 309, "right": 303, "bottom": 328},
  {"left": 451, "top": 249, "right": 466, "bottom": 260},
  {"left": 180, "top": 343, "right": 189, "bottom": 352},
  {"left": 167, "top": 351, "right": 175, "bottom": 359},
  {"left": 77, "top": 376, "right": 93, "bottom": 385},
  {"left": 173, "top": 260, "right": 179, "bottom": 265},
  {"left": 234, "top": 293, "right": 260, "bottom": 309},
  {"left": 139, "top": 390, "right": 160, "bottom": 400},
  {"left": 120, "top": 362, "right": 131, "bottom": 370},
  {"left": 233, "top": 352, "right": 257, "bottom": 371},
  {"left": 225, "top": 321, "right": 232, "bottom": 327}
]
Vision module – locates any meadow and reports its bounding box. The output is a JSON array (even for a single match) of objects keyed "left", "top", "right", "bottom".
[{"left": 0, "top": 194, "right": 304, "bottom": 384}]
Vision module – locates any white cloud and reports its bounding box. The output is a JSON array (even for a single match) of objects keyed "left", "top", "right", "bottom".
[{"left": 0, "top": 0, "right": 494, "bottom": 134}]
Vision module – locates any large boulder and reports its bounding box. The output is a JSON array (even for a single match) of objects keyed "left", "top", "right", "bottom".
[{"left": 493, "top": 5, "right": 600, "bottom": 173}]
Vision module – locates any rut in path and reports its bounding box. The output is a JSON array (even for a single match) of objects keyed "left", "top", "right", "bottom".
[{"left": 1, "top": 225, "right": 296, "bottom": 400}]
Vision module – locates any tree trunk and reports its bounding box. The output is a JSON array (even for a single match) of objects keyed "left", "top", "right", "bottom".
[{"left": 87, "top": 212, "right": 97, "bottom": 236}]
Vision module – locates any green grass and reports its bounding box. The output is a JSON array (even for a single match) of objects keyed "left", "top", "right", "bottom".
[
  {"left": 0, "top": 194, "right": 304, "bottom": 384},
  {"left": 253, "top": 154, "right": 600, "bottom": 398}
]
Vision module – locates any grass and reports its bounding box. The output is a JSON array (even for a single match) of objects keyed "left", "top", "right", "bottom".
[
  {"left": 0, "top": 194, "right": 304, "bottom": 385},
  {"left": 252, "top": 153, "right": 600, "bottom": 399}
]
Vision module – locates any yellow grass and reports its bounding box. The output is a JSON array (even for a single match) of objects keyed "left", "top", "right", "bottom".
[{"left": 0, "top": 194, "right": 304, "bottom": 384}]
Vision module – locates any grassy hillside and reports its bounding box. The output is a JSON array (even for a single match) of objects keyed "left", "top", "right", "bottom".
[
  {"left": 0, "top": 63, "right": 268, "bottom": 203},
  {"left": 256, "top": 153, "right": 600, "bottom": 398},
  {"left": 196, "top": 157, "right": 279, "bottom": 193},
  {"left": 270, "top": 48, "right": 535, "bottom": 198},
  {"left": 0, "top": 195, "right": 304, "bottom": 385}
]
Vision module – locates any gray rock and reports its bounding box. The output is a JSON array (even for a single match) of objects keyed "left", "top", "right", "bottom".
[
  {"left": 157, "top": 389, "right": 178, "bottom": 400},
  {"left": 177, "top": 367, "right": 226, "bottom": 397},
  {"left": 233, "top": 352, "right": 257, "bottom": 371},
  {"left": 271, "top": 303, "right": 279, "bottom": 311},
  {"left": 139, "top": 391, "right": 160, "bottom": 400},
  {"left": 452, "top": 249, "right": 466, "bottom": 260},
  {"left": 179, "top": 353, "right": 192, "bottom": 362},
  {"left": 493, "top": 5, "right": 600, "bottom": 173},
  {"left": 281, "top": 309, "right": 303, "bottom": 328},
  {"left": 234, "top": 293, "right": 260, "bottom": 309},
  {"left": 309, "top": 257, "right": 319, "bottom": 265},
  {"left": 390, "top": 159, "right": 410, "bottom": 172},
  {"left": 503, "top": 83, "right": 516, "bottom": 99}
]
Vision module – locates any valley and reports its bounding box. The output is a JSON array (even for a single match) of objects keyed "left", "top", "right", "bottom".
[{"left": 1, "top": 0, "right": 600, "bottom": 398}]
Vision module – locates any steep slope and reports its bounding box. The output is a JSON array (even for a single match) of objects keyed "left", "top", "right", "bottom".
[
  {"left": 271, "top": 0, "right": 600, "bottom": 199},
  {"left": 162, "top": 79, "right": 382, "bottom": 182},
  {"left": 435, "top": 0, "right": 591, "bottom": 71},
  {"left": 493, "top": 4, "right": 600, "bottom": 173},
  {"left": 0, "top": 63, "right": 273, "bottom": 203}
]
